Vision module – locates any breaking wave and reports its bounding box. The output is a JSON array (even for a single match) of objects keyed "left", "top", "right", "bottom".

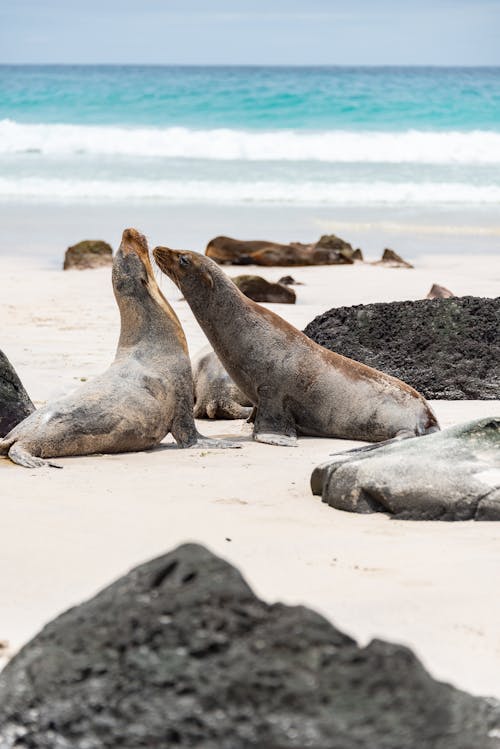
[
  {"left": 2, "top": 119, "right": 500, "bottom": 164},
  {"left": 1, "top": 176, "right": 499, "bottom": 204}
]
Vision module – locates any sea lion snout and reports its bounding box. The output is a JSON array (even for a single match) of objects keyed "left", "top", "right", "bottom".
[
  {"left": 120, "top": 228, "right": 149, "bottom": 257},
  {"left": 153, "top": 246, "right": 177, "bottom": 277},
  {"left": 154, "top": 247, "right": 214, "bottom": 291}
]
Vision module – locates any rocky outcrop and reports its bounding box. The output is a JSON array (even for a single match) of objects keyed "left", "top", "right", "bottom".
[
  {"left": 1, "top": 544, "right": 499, "bottom": 749},
  {"left": 63, "top": 240, "right": 113, "bottom": 270},
  {"left": 232, "top": 275, "right": 296, "bottom": 303},
  {"left": 206, "top": 234, "right": 361, "bottom": 266},
  {"left": 0, "top": 350, "right": 34, "bottom": 437},
  {"left": 373, "top": 248, "right": 414, "bottom": 268},
  {"left": 304, "top": 296, "right": 500, "bottom": 399},
  {"left": 427, "top": 283, "right": 455, "bottom": 299},
  {"left": 312, "top": 418, "right": 500, "bottom": 521}
]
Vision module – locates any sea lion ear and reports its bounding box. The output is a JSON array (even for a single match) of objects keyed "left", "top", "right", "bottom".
[{"left": 200, "top": 266, "right": 214, "bottom": 289}]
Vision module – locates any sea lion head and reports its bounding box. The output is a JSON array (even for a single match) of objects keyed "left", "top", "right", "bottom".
[
  {"left": 113, "top": 228, "right": 153, "bottom": 297},
  {"left": 153, "top": 246, "right": 216, "bottom": 296},
  {"left": 113, "top": 229, "right": 184, "bottom": 337}
]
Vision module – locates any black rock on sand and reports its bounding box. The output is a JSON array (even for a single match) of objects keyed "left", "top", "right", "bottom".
[
  {"left": 0, "top": 544, "right": 499, "bottom": 749},
  {"left": 304, "top": 296, "right": 500, "bottom": 399},
  {"left": 0, "top": 350, "right": 34, "bottom": 437},
  {"left": 312, "top": 417, "right": 500, "bottom": 521}
]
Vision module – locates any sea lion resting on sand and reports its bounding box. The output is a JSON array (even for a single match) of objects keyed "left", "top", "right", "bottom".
[
  {"left": 193, "top": 345, "right": 252, "bottom": 420},
  {"left": 0, "top": 229, "right": 236, "bottom": 468},
  {"left": 154, "top": 247, "right": 439, "bottom": 447}
]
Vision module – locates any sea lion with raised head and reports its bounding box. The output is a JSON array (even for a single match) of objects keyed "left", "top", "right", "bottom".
[
  {"left": 0, "top": 229, "right": 236, "bottom": 468},
  {"left": 153, "top": 246, "right": 439, "bottom": 447},
  {"left": 193, "top": 345, "right": 252, "bottom": 420}
]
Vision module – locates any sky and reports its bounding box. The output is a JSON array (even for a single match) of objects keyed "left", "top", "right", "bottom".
[{"left": 1, "top": 0, "right": 499, "bottom": 66}]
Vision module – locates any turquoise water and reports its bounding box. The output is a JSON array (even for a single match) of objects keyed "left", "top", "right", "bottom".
[
  {"left": 0, "top": 65, "right": 500, "bottom": 205},
  {"left": 2, "top": 65, "right": 500, "bottom": 129}
]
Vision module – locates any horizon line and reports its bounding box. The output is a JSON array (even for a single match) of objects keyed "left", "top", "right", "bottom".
[{"left": 1, "top": 62, "right": 500, "bottom": 69}]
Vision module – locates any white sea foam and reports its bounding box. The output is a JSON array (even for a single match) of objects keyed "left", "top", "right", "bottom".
[
  {"left": 2, "top": 119, "right": 500, "bottom": 164},
  {"left": 1, "top": 176, "right": 499, "bottom": 205}
]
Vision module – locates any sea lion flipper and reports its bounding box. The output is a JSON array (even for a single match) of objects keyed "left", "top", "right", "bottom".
[
  {"left": 8, "top": 443, "right": 62, "bottom": 469},
  {"left": 253, "top": 390, "right": 297, "bottom": 447},
  {"left": 172, "top": 411, "right": 241, "bottom": 449},
  {"left": 191, "top": 435, "right": 241, "bottom": 450},
  {"left": 255, "top": 432, "right": 298, "bottom": 447}
]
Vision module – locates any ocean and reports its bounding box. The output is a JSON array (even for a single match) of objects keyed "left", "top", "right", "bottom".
[{"left": 0, "top": 65, "right": 500, "bottom": 207}]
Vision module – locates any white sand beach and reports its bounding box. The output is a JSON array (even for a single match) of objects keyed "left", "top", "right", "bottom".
[{"left": 0, "top": 231, "right": 499, "bottom": 700}]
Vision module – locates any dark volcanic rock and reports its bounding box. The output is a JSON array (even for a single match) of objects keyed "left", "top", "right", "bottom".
[
  {"left": 312, "top": 417, "right": 500, "bottom": 521},
  {"left": 0, "top": 351, "right": 34, "bottom": 437},
  {"left": 1, "top": 544, "right": 499, "bottom": 749},
  {"left": 232, "top": 275, "right": 296, "bottom": 303},
  {"left": 304, "top": 296, "right": 500, "bottom": 399},
  {"left": 63, "top": 239, "right": 113, "bottom": 270}
]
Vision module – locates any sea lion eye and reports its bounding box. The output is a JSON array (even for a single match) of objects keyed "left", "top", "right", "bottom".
[{"left": 179, "top": 255, "right": 190, "bottom": 268}]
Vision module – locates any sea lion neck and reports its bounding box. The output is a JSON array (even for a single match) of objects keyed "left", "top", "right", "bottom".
[
  {"left": 182, "top": 262, "right": 251, "bottom": 334},
  {"left": 114, "top": 285, "right": 188, "bottom": 356}
]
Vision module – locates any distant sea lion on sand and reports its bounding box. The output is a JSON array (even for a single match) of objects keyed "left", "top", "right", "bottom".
[
  {"left": 154, "top": 247, "right": 439, "bottom": 447},
  {"left": 193, "top": 346, "right": 252, "bottom": 420},
  {"left": 0, "top": 229, "right": 236, "bottom": 468}
]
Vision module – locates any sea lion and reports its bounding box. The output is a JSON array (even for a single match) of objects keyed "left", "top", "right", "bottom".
[
  {"left": 153, "top": 246, "right": 439, "bottom": 447},
  {"left": 193, "top": 345, "right": 252, "bottom": 420},
  {"left": 0, "top": 229, "right": 236, "bottom": 468}
]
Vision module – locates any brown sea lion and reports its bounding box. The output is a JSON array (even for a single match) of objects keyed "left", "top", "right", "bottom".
[
  {"left": 193, "top": 345, "right": 253, "bottom": 420},
  {"left": 153, "top": 246, "right": 439, "bottom": 447},
  {"left": 0, "top": 229, "right": 237, "bottom": 468}
]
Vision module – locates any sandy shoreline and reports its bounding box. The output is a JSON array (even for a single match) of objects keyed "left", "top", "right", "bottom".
[{"left": 0, "top": 245, "right": 499, "bottom": 699}]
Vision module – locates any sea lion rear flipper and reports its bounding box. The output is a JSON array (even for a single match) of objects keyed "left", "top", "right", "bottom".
[
  {"left": 253, "top": 392, "right": 297, "bottom": 447},
  {"left": 8, "top": 443, "right": 63, "bottom": 469}
]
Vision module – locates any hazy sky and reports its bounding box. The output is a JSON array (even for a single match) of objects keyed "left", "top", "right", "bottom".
[{"left": 1, "top": 0, "right": 499, "bottom": 66}]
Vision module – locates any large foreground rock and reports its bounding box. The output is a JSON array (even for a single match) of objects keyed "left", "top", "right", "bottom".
[
  {"left": 63, "top": 240, "right": 113, "bottom": 270},
  {"left": 312, "top": 418, "right": 500, "bottom": 521},
  {"left": 0, "top": 351, "right": 34, "bottom": 437},
  {"left": 206, "top": 234, "right": 360, "bottom": 266},
  {"left": 304, "top": 296, "right": 500, "bottom": 399},
  {"left": 1, "top": 544, "right": 499, "bottom": 749},
  {"left": 232, "top": 275, "right": 296, "bottom": 303}
]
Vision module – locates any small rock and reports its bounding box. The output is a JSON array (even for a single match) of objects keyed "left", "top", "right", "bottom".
[
  {"left": 0, "top": 351, "right": 35, "bottom": 437},
  {"left": 63, "top": 240, "right": 113, "bottom": 270},
  {"left": 427, "top": 283, "right": 455, "bottom": 299},
  {"left": 374, "top": 248, "right": 414, "bottom": 268},
  {"left": 232, "top": 275, "right": 296, "bottom": 304}
]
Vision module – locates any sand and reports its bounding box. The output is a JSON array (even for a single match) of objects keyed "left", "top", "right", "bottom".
[{"left": 0, "top": 245, "right": 499, "bottom": 701}]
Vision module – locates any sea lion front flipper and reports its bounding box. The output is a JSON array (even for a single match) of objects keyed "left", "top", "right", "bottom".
[
  {"left": 8, "top": 443, "right": 63, "bottom": 469},
  {"left": 253, "top": 390, "right": 298, "bottom": 447},
  {"left": 171, "top": 411, "right": 240, "bottom": 449},
  {"left": 192, "top": 434, "right": 241, "bottom": 450},
  {"left": 254, "top": 432, "right": 298, "bottom": 447}
]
